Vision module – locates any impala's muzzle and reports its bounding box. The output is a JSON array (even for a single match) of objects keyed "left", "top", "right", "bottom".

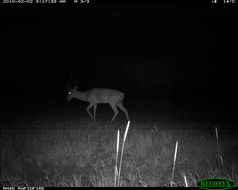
[{"left": 67, "top": 92, "right": 72, "bottom": 101}]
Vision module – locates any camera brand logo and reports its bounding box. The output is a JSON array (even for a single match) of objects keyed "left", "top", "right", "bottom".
[{"left": 197, "top": 178, "right": 235, "bottom": 190}]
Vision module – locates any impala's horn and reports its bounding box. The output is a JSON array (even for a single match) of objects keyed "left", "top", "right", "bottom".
[
  {"left": 66, "top": 76, "right": 72, "bottom": 90},
  {"left": 67, "top": 76, "right": 77, "bottom": 90}
]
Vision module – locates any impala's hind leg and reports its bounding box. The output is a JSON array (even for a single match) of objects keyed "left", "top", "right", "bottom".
[
  {"left": 87, "top": 103, "right": 94, "bottom": 120},
  {"left": 117, "top": 102, "right": 129, "bottom": 121},
  {"left": 109, "top": 103, "right": 119, "bottom": 122}
]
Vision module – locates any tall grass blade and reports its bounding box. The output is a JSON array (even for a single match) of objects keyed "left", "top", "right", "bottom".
[
  {"left": 114, "top": 130, "right": 120, "bottom": 187},
  {"left": 117, "top": 120, "right": 130, "bottom": 187},
  {"left": 171, "top": 141, "right": 178, "bottom": 187},
  {"left": 182, "top": 173, "right": 188, "bottom": 187},
  {"left": 215, "top": 127, "right": 224, "bottom": 176}
]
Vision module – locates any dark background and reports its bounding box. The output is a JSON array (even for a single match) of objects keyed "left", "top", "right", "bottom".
[{"left": 1, "top": 1, "right": 238, "bottom": 120}]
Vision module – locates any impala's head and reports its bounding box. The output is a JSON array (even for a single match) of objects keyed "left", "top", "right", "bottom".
[{"left": 67, "top": 86, "right": 78, "bottom": 101}]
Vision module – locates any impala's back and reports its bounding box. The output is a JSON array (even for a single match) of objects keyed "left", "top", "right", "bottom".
[{"left": 87, "top": 88, "right": 124, "bottom": 104}]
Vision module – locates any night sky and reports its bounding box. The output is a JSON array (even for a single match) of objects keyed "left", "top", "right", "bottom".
[{"left": 1, "top": 1, "right": 238, "bottom": 116}]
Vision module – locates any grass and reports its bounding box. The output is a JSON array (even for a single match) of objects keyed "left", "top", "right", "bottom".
[
  {"left": 1, "top": 113, "right": 238, "bottom": 187},
  {"left": 114, "top": 120, "right": 130, "bottom": 187}
]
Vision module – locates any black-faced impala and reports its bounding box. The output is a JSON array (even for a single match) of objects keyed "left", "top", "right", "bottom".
[{"left": 67, "top": 86, "right": 129, "bottom": 122}]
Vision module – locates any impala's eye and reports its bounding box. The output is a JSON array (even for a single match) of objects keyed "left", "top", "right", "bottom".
[{"left": 68, "top": 91, "right": 71, "bottom": 95}]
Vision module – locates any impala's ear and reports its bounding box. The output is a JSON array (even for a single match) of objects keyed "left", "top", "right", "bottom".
[{"left": 73, "top": 86, "right": 78, "bottom": 90}]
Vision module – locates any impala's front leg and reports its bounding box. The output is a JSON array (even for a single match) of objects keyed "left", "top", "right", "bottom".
[
  {"left": 93, "top": 104, "right": 97, "bottom": 120},
  {"left": 86, "top": 103, "right": 94, "bottom": 120}
]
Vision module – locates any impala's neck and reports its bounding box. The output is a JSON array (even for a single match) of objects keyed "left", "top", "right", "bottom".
[{"left": 74, "top": 91, "right": 88, "bottom": 102}]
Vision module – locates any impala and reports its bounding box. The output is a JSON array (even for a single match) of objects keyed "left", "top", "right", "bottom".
[{"left": 67, "top": 86, "right": 129, "bottom": 121}]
